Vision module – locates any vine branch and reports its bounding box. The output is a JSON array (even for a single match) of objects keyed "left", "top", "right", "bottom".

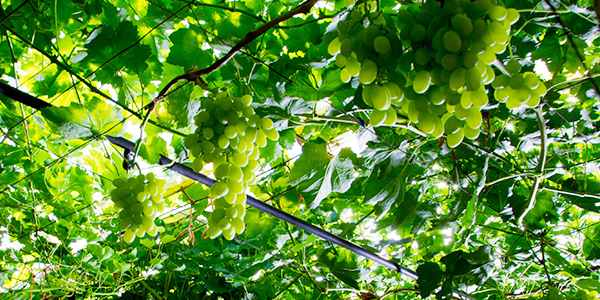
[
  {"left": 518, "top": 106, "right": 548, "bottom": 228},
  {"left": 156, "top": 0, "right": 318, "bottom": 99}
]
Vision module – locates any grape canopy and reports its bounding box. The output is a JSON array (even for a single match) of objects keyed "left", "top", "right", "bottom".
[{"left": 0, "top": 0, "right": 599, "bottom": 299}]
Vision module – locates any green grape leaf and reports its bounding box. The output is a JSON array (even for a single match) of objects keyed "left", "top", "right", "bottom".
[
  {"left": 41, "top": 98, "right": 123, "bottom": 140},
  {"left": 363, "top": 151, "right": 411, "bottom": 217},
  {"left": 559, "top": 175, "right": 600, "bottom": 213},
  {"left": 416, "top": 261, "right": 443, "bottom": 298},
  {"left": 244, "top": 209, "right": 278, "bottom": 237},
  {"left": 289, "top": 140, "right": 356, "bottom": 208},
  {"left": 139, "top": 136, "right": 167, "bottom": 165},
  {"left": 83, "top": 21, "right": 151, "bottom": 85},
  {"left": 166, "top": 28, "right": 214, "bottom": 69},
  {"left": 317, "top": 248, "right": 360, "bottom": 289},
  {"left": 576, "top": 278, "right": 600, "bottom": 291},
  {"left": 583, "top": 224, "right": 600, "bottom": 260}
]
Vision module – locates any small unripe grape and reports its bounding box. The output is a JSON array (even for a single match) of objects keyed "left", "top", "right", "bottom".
[
  {"left": 449, "top": 67, "right": 467, "bottom": 91},
  {"left": 223, "top": 126, "right": 237, "bottom": 139},
  {"left": 413, "top": 95, "right": 430, "bottom": 112},
  {"left": 346, "top": 56, "right": 361, "bottom": 76},
  {"left": 335, "top": 54, "right": 347, "bottom": 68},
  {"left": 488, "top": 6, "right": 507, "bottom": 22},
  {"left": 369, "top": 109, "right": 387, "bottom": 127},
  {"left": 414, "top": 48, "right": 431, "bottom": 66},
  {"left": 463, "top": 124, "right": 480, "bottom": 139},
  {"left": 523, "top": 73, "right": 540, "bottom": 89},
  {"left": 384, "top": 82, "right": 403, "bottom": 100},
  {"left": 509, "top": 74, "right": 524, "bottom": 89},
  {"left": 374, "top": 36, "right": 391, "bottom": 54},
  {"left": 363, "top": 25, "right": 379, "bottom": 46},
  {"left": 443, "top": 30, "right": 462, "bottom": 52},
  {"left": 340, "top": 68, "right": 351, "bottom": 83},
  {"left": 462, "top": 51, "right": 479, "bottom": 69},
  {"left": 383, "top": 107, "right": 397, "bottom": 126},
  {"left": 264, "top": 127, "right": 279, "bottom": 141},
  {"left": 451, "top": 14, "right": 473, "bottom": 36},
  {"left": 123, "top": 230, "right": 135, "bottom": 243},
  {"left": 429, "top": 86, "right": 445, "bottom": 105},
  {"left": 214, "top": 163, "right": 229, "bottom": 181},
  {"left": 206, "top": 225, "right": 222, "bottom": 238},
  {"left": 444, "top": 115, "right": 462, "bottom": 135},
  {"left": 233, "top": 152, "right": 249, "bottom": 167},
  {"left": 506, "top": 8, "right": 520, "bottom": 25},
  {"left": 465, "top": 68, "right": 482, "bottom": 91},
  {"left": 418, "top": 111, "right": 436, "bottom": 134},
  {"left": 492, "top": 74, "right": 510, "bottom": 89},
  {"left": 411, "top": 24, "right": 427, "bottom": 42},
  {"left": 340, "top": 38, "right": 354, "bottom": 57},
  {"left": 441, "top": 54, "right": 459, "bottom": 70},
  {"left": 397, "top": 10, "right": 413, "bottom": 24},
  {"left": 413, "top": 70, "right": 432, "bottom": 94},
  {"left": 359, "top": 60, "right": 378, "bottom": 84},
  {"left": 494, "top": 88, "right": 511, "bottom": 102},
  {"left": 232, "top": 218, "right": 245, "bottom": 234},
  {"left": 446, "top": 128, "right": 464, "bottom": 148},
  {"left": 255, "top": 130, "right": 267, "bottom": 147},
  {"left": 505, "top": 59, "right": 522, "bottom": 75},
  {"left": 465, "top": 107, "right": 482, "bottom": 129},
  {"left": 210, "top": 182, "right": 228, "bottom": 198},
  {"left": 222, "top": 227, "right": 235, "bottom": 240},
  {"left": 328, "top": 37, "right": 341, "bottom": 55},
  {"left": 372, "top": 85, "right": 392, "bottom": 110},
  {"left": 488, "top": 21, "right": 508, "bottom": 44}
]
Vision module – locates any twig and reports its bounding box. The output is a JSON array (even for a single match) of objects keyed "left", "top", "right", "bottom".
[
  {"left": 0, "top": 0, "right": 31, "bottom": 26},
  {"left": 518, "top": 106, "right": 547, "bottom": 227},
  {"left": 157, "top": 0, "right": 319, "bottom": 99}
]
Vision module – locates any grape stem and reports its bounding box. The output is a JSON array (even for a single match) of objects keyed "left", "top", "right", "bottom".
[
  {"left": 517, "top": 106, "right": 547, "bottom": 228},
  {"left": 156, "top": 0, "right": 319, "bottom": 100}
]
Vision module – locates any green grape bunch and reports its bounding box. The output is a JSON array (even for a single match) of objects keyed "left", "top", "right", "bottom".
[
  {"left": 492, "top": 59, "right": 547, "bottom": 109},
  {"left": 327, "top": 0, "right": 404, "bottom": 126},
  {"left": 328, "top": 0, "right": 547, "bottom": 149},
  {"left": 110, "top": 172, "right": 166, "bottom": 243},
  {"left": 184, "top": 92, "right": 278, "bottom": 240},
  {"left": 396, "top": 0, "right": 522, "bottom": 148}
]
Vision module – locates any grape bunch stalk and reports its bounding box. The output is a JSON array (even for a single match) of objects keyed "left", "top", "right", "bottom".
[
  {"left": 184, "top": 92, "right": 278, "bottom": 240},
  {"left": 110, "top": 172, "right": 166, "bottom": 243}
]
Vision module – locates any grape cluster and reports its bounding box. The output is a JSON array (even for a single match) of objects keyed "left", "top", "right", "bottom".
[
  {"left": 184, "top": 93, "right": 277, "bottom": 240},
  {"left": 110, "top": 173, "right": 166, "bottom": 243},
  {"left": 327, "top": 1, "right": 403, "bottom": 126},
  {"left": 492, "top": 59, "right": 547, "bottom": 109},
  {"left": 328, "top": 0, "right": 546, "bottom": 148},
  {"left": 395, "top": 0, "right": 521, "bottom": 147}
]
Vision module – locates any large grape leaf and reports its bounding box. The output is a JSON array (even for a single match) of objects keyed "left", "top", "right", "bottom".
[
  {"left": 416, "top": 262, "right": 443, "bottom": 298},
  {"left": 83, "top": 20, "right": 151, "bottom": 86},
  {"left": 363, "top": 150, "right": 411, "bottom": 217},
  {"left": 289, "top": 139, "right": 356, "bottom": 208},
  {"left": 317, "top": 248, "right": 360, "bottom": 289},
  {"left": 558, "top": 175, "right": 600, "bottom": 213},
  {"left": 166, "top": 28, "right": 214, "bottom": 69},
  {"left": 583, "top": 224, "right": 600, "bottom": 260},
  {"left": 41, "top": 98, "right": 124, "bottom": 140}
]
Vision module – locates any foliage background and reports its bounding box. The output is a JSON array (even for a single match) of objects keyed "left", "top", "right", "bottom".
[{"left": 0, "top": 0, "right": 599, "bottom": 299}]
